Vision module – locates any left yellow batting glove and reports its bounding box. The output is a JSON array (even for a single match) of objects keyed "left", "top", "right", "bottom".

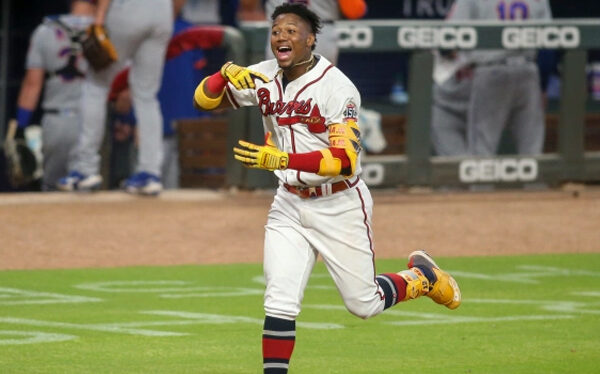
[
  {"left": 233, "top": 132, "right": 289, "bottom": 171},
  {"left": 220, "top": 61, "right": 270, "bottom": 90}
]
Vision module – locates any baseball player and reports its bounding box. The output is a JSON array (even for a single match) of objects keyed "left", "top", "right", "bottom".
[
  {"left": 430, "top": 50, "right": 473, "bottom": 156},
  {"left": 11, "top": 0, "right": 95, "bottom": 190},
  {"left": 263, "top": 0, "right": 367, "bottom": 64},
  {"left": 193, "top": 4, "right": 461, "bottom": 373},
  {"left": 449, "top": 0, "right": 552, "bottom": 156},
  {"left": 57, "top": 0, "right": 179, "bottom": 195}
]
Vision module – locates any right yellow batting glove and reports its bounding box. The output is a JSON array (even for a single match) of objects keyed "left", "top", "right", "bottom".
[
  {"left": 220, "top": 61, "right": 270, "bottom": 90},
  {"left": 233, "top": 132, "right": 289, "bottom": 171}
]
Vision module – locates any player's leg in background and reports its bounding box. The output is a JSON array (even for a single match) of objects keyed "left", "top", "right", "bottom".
[
  {"left": 40, "top": 113, "right": 79, "bottom": 190},
  {"left": 467, "top": 65, "right": 513, "bottom": 156},
  {"left": 71, "top": 64, "right": 122, "bottom": 177},
  {"left": 263, "top": 189, "right": 318, "bottom": 374},
  {"left": 161, "top": 136, "right": 179, "bottom": 189},
  {"left": 430, "top": 76, "right": 471, "bottom": 156},
  {"left": 128, "top": 3, "right": 172, "bottom": 178},
  {"left": 509, "top": 63, "right": 545, "bottom": 155}
]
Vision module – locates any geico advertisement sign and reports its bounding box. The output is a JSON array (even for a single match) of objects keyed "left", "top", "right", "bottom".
[
  {"left": 459, "top": 158, "right": 538, "bottom": 183},
  {"left": 337, "top": 25, "right": 580, "bottom": 50},
  {"left": 337, "top": 26, "right": 479, "bottom": 49},
  {"left": 337, "top": 26, "right": 373, "bottom": 48},
  {"left": 398, "top": 27, "right": 477, "bottom": 48},
  {"left": 502, "top": 26, "right": 580, "bottom": 49}
]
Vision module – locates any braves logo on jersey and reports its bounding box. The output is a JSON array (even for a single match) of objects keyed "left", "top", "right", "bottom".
[{"left": 257, "top": 87, "right": 327, "bottom": 133}]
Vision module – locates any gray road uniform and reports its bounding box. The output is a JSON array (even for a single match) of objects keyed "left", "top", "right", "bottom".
[
  {"left": 430, "top": 51, "right": 473, "bottom": 157},
  {"left": 26, "top": 15, "right": 93, "bottom": 190},
  {"left": 450, "top": 0, "right": 552, "bottom": 156},
  {"left": 72, "top": 0, "right": 173, "bottom": 178},
  {"left": 264, "top": 0, "right": 341, "bottom": 64}
]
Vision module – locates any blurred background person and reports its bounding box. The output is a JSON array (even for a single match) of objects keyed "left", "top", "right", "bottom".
[
  {"left": 450, "top": 0, "right": 553, "bottom": 157},
  {"left": 105, "top": 22, "right": 225, "bottom": 190},
  {"left": 57, "top": 0, "right": 179, "bottom": 195},
  {"left": 180, "top": 0, "right": 240, "bottom": 27},
  {"left": 10, "top": 0, "right": 95, "bottom": 191},
  {"left": 430, "top": 49, "right": 473, "bottom": 157}
]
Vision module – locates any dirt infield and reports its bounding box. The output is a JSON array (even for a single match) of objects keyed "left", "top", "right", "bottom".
[{"left": 1, "top": 187, "right": 599, "bottom": 270}]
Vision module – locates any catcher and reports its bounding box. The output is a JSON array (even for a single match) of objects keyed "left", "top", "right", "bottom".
[{"left": 5, "top": 0, "right": 95, "bottom": 190}]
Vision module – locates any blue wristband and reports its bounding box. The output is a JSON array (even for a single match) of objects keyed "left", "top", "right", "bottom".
[{"left": 16, "top": 107, "right": 33, "bottom": 128}]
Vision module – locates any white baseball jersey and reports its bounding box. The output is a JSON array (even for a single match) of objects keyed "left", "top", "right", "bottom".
[
  {"left": 226, "top": 56, "right": 363, "bottom": 187},
  {"left": 227, "top": 56, "right": 387, "bottom": 321}
]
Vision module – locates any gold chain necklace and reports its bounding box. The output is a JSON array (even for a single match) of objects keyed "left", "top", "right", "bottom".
[{"left": 292, "top": 54, "right": 315, "bottom": 72}]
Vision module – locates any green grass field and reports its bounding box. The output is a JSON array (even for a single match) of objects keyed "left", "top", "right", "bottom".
[{"left": 1, "top": 253, "right": 599, "bottom": 373}]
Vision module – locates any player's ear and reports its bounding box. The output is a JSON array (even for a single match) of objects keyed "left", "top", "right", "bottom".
[{"left": 307, "top": 33, "right": 315, "bottom": 49}]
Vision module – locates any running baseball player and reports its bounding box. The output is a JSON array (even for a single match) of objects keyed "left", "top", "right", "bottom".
[
  {"left": 57, "top": 0, "right": 180, "bottom": 195},
  {"left": 450, "top": 0, "right": 552, "bottom": 156},
  {"left": 193, "top": 4, "right": 461, "bottom": 373},
  {"left": 12, "top": 0, "right": 95, "bottom": 190},
  {"left": 263, "top": 0, "right": 367, "bottom": 64}
]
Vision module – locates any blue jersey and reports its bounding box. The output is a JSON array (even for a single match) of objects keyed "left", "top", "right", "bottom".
[{"left": 158, "top": 17, "right": 211, "bottom": 137}]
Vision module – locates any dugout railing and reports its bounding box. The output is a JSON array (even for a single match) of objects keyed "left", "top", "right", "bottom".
[{"left": 228, "top": 19, "right": 600, "bottom": 190}]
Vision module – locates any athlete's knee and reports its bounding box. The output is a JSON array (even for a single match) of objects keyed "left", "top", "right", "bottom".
[
  {"left": 343, "top": 296, "right": 382, "bottom": 320},
  {"left": 264, "top": 298, "right": 300, "bottom": 321}
]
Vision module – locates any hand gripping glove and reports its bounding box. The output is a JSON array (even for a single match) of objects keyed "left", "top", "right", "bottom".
[
  {"left": 220, "top": 61, "right": 270, "bottom": 90},
  {"left": 81, "top": 25, "right": 118, "bottom": 71},
  {"left": 3, "top": 119, "right": 37, "bottom": 188},
  {"left": 233, "top": 132, "right": 288, "bottom": 171}
]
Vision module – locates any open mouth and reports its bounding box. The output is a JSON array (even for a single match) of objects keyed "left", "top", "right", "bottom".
[{"left": 276, "top": 46, "right": 292, "bottom": 61}]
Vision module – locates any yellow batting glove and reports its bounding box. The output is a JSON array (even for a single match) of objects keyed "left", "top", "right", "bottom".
[
  {"left": 233, "top": 132, "right": 289, "bottom": 171},
  {"left": 220, "top": 61, "right": 270, "bottom": 90}
]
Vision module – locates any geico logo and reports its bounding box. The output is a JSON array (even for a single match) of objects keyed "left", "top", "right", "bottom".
[
  {"left": 502, "top": 26, "right": 580, "bottom": 49},
  {"left": 397, "top": 27, "right": 477, "bottom": 49},
  {"left": 459, "top": 158, "right": 538, "bottom": 183},
  {"left": 361, "top": 163, "right": 385, "bottom": 186},
  {"left": 336, "top": 26, "right": 373, "bottom": 48}
]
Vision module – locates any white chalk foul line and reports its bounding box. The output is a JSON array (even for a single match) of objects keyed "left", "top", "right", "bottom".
[
  {"left": 0, "top": 317, "right": 187, "bottom": 337},
  {"left": 0, "top": 287, "right": 101, "bottom": 306},
  {"left": 0, "top": 330, "right": 76, "bottom": 345},
  {"left": 142, "top": 310, "right": 343, "bottom": 330}
]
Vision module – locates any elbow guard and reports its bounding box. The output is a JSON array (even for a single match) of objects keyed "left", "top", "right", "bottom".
[
  {"left": 193, "top": 77, "right": 225, "bottom": 110},
  {"left": 317, "top": 119, "right": 361, "bottom": 177}
]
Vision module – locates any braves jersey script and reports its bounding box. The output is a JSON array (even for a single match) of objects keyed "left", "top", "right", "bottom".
[
  {"left": 226, "top": 56, "right": 362, "bottom": 187},
  {"left": 26, "top": 15, "right": 92, "bottom": 111},
  {"left": 449, "top": 0, "right": 552, "bottom": 64}
]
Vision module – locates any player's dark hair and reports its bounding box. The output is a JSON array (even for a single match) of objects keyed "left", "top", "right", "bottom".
[{"left": 271, "top": 3, "right": 322, "bottom": 50}]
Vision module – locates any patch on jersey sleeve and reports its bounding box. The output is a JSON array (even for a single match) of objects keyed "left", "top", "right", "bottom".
[{"left": 343, "top": 102, "right": 358, "bottom": 120}]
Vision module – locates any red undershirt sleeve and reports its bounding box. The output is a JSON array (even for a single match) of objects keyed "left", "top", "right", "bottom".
[{"left": 287, "top": 148, "right": 351, "bottom": 174}]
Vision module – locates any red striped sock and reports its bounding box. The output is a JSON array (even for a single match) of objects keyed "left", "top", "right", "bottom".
[
  {"left": 263, "top": 316, "right": 296, "bottom": 373},
  {"left": 376, "top": 273, "right": 408, "bottom": 309}
]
